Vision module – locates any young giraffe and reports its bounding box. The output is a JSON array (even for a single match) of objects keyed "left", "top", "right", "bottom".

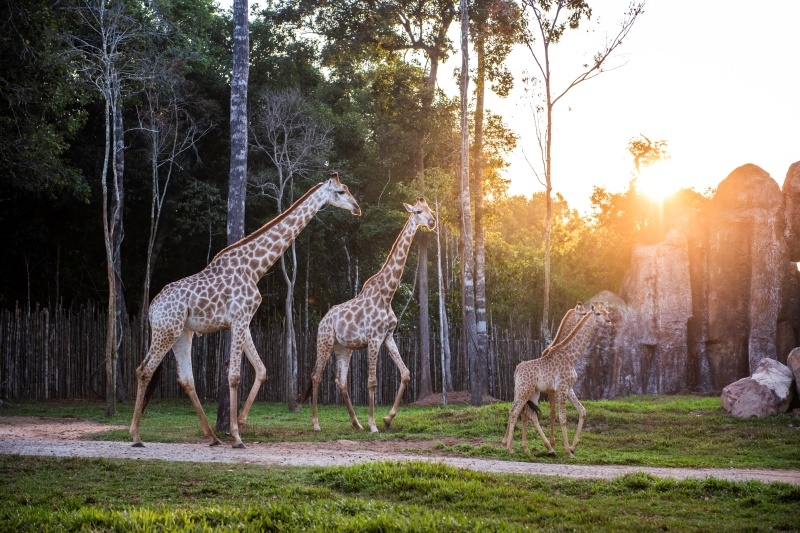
[
  {"left": 521, "top": 302, "right": 588, "bottom": 447},
  {"left": 129, "top": 173, "right": 360, "bottom": 448},
  {"left": 503, "top": 302, "right": 611, "bottom": 458},
  {"left": 299, "top": 197, "right": 436, "bottom": 433}
]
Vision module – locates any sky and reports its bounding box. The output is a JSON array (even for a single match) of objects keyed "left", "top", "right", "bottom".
[
  {"left": 217, "top": 0, "right": 800, "bottom": 214},
  {"left": 451, "top": 0, "right": 800, "bottom": 213}
]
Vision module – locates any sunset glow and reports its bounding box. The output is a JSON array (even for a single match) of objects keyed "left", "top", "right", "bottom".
[{"left": 637, "top": 162, "right": 680, "bottom": 201}]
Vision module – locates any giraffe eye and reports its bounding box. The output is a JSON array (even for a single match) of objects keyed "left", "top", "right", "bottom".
[
  {"left": 415, "top": 210, "right": 421, "bottom": 214},
  {"left": 336, "top": 190, "right": 345, "bottom": 195}
]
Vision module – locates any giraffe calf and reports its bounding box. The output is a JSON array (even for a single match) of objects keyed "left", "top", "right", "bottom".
[{"left": 502, "top": 303, "right": 611, "bottom": 458}]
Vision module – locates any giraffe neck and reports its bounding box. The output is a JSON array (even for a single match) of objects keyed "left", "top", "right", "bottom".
[
  {"left": 361, "top": 216, "right": 418, "bottom": 301},
  {"left": 211, "top": 184, "right": 326, "bottom": 278},
  {"left": 558, "top": 312, "right": 600, "bottom": 365}
]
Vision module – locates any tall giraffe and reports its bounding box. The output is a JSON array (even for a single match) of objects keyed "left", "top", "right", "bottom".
[
  {"left": 503, "top": 302, "right": 610, "bottom": 457},
  {"left": 129, "top": 172, "right": 360, "bottom": 448},
  {"left": 300, "top": 197, "right": 436, "bottom": 433}
]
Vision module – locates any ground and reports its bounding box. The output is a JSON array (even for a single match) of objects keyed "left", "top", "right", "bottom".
[{"left": 1, "top": 415, "right": 799, "bottom": 485}]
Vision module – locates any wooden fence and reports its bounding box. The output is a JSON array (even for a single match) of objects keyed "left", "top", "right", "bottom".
[{"left": 0, "top": 304, "right": 543, "bottom": 405}]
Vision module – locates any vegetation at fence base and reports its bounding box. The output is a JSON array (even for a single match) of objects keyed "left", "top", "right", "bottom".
[
  {"left": 4, "top": 395, "right": 800, "bottom": 470},
  {"left": 1, "top": 456, "right": 798, "bottom": 533}
]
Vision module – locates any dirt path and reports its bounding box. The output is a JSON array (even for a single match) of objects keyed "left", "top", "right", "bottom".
[{"left": 1, "top": 416, "right": 799, "bottom": 485}]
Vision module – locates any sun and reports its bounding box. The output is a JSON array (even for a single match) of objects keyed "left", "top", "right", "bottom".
[{"left": 637, "top": 161, "right": 680, "bottom": 201}]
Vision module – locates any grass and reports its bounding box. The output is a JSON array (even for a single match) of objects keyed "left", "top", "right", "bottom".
[
  {"left": 2, "top": 396, "right": 799, "bottom": 531},
  {"left": 1, "top": 456, "right": 799, "bottom": 532},
  {"left": 4, "top": 395, "right": 800, "bottom": 469}
]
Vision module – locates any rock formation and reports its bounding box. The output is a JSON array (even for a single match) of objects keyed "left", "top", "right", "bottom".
[
  {"left": 581, "top": 163, "right": 799, "bottom": 399},
  {"left": 721, "top": 358, "right": 795, "bottom": 417}
]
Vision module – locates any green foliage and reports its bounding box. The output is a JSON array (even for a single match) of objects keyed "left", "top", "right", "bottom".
[{"left": 0, "top": 0, "right": 89, "bottom": 199}]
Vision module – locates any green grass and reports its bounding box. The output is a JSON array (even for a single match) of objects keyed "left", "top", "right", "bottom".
[
  {"left": 1, "top": 456, "right": 799, "bottom": 532},
  {"left": 4, "top": 395, "right": 799, "bottom": 469}
]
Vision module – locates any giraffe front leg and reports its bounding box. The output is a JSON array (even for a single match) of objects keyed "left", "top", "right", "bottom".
[
  {"left": 382, "top": 336, "right": 409, "bottom": 428},
  {"left": 237, "top": 329, "right": 266, "bottom": 428},
  {"left": 566, "top": 389, "right": 586, "bottom": 454},
  {"left": 556, "top": 391, "right": 574, "bottom": 458},
  {"left": 366, "top": 339, "right": 381, "bottom": 433},
  {"left": 173, "top": 330, "right": 222, "bottom": 446}
]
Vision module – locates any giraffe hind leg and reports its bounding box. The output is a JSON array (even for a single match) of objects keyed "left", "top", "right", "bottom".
[
  {"left": 130, "top": 330, "right": 178, "bottom": 447},
  {"left": 334, "top": 348, "right": 362, "bottom": 430},
  {"left": 237, "top": 329, "right": 266, "bottom": 428},
  {"left": 382, "top": 336, "right": 409, "bottom": 428}
]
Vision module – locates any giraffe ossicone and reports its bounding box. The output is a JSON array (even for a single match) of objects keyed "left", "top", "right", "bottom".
[
  {"left": 502, "top": 302, "right": 611, "bottom": 458},
  {"left": 299, "top": 197, "right": 436, "bottom": 433},
  {"left": 129, "top": 172, "right": 360, "bottom": 449}
]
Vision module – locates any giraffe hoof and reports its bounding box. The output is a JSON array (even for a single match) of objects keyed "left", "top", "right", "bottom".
[
  {"left": 547, "top": 451, "right": 557, "bottom": 457},
  {"left": 232, "top": 442, "right": 246, "bottom": 449},
  {"left": 382, "top": 416, "right": 392, "bottom": 428},
  {"left": 132, "top": 442, "right": 145, "bottom": 448},
  {"left": 210, "top": 439, "right": 223, "bottom": 446}
]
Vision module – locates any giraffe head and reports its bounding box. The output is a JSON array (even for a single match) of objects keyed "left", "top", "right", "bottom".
[
  {"left": 403, "top": 197, "right": 437, "bottom": 231},
  {"left": 588, "top": 302, "right": 612, "bottom": 327},
  {"left": 322, "top": 171, "right": 361, "bottom": 216}
]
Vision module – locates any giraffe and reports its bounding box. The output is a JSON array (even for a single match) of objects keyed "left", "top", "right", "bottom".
[
  {"left": 129, "top": 172, "right": 361, "bottom": 448},
  {"left": 299, "top": 197, "right": 436, "bottom": 433},
  {"left": 524, "top": 302, "right": 588, "bottom": 446},
  {"left": 502, "top": 302, "right": 611, "bottom": 458}
]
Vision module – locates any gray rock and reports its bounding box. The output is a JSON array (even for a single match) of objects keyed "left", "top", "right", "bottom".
[
  {"left": 787, "top": 348, "right": 800, "bottom": 389},
  {"left": 783, "top": 162, "right": 800, "bottom": 261},
  {"left": 721, "top": 358, "right": 794, "bottom": 417}
]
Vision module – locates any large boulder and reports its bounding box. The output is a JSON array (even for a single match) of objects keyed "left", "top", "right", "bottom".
[
  {"left": 787, "top": 348, "right": 800, "bottom": 386},
  {"left": 578, "top": 163, "right": 799, "bottom": 400},
  {"left": 701, "top": 164, "right": 789, "bottom": 386},
  {"left": 783, "top": 162, "right": 800, "bottom": 261},
  {"left": 721, "top": 358, "right": 795, "bottom": 417}
]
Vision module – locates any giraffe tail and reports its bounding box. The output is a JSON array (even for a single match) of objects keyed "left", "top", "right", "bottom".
[
  {"left": 297, "top": 380, "right": 313, "bottom": 404},
  {"left": 525, "top": 400, "right": 541, "bottom": 418}
]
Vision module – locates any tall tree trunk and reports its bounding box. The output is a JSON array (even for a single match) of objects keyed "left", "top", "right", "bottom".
[
  {"left": 102, "top": 97, "right": 115, "bottom": 417},
  {"left": 473, "top": 37, "right": 489, "bottom": 395},
  {"left": 435, "top": 197, "right": 453, "bottom": 397},
  {"left": 459, "top": 0, "right": 480, "bottom": 406},
  {"left": 417, "top": 232, "right": 432, "bottom": 397},
  {"left": 541, "top": 81, "right": 553, "bottom": 344},
  {"left": 112, "top": 106, "right": 127, "bottom": 404},
  {"left": 218, "top": 0, "right": 249, "bottom": 432}
]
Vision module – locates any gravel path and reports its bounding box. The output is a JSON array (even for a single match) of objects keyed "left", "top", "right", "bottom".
[{"left": 1, "top": 416, "right": 799, "bottom": 485}]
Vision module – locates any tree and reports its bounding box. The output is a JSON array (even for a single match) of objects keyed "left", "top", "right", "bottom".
[
  {"left": 520, "top": 0, "right": 645, "bottom": 341},
  {"left": 136, "top": 55, "right": 213, "bottom": 357},
  {"left": 64, "top": 0, "right": 145, "bottom": 416},
  {"left": 457, "top": 0, "right": 481, "bottom": 406},
  {"left": 0, "top": 0, "right": 89, "bottom": 200},
  {"left": 308, "top": 0, "right": 456, "bottom": 401},
  {"left": 218, "top": 0, "right": 250, "bottom": 432},
  {"left": 470, "top": 0, "right": 520, "bottom": 395},
  {"left": 251, "top": 88, "right": 332, "bottom": 412}
]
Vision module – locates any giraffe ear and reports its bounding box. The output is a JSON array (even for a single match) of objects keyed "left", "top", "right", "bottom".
[
  {"left": 403, "top": 203, "right": 414, "bottom": 212},
  {"left": 575, "top": 302, "right": 585, "bottom": 312}
]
